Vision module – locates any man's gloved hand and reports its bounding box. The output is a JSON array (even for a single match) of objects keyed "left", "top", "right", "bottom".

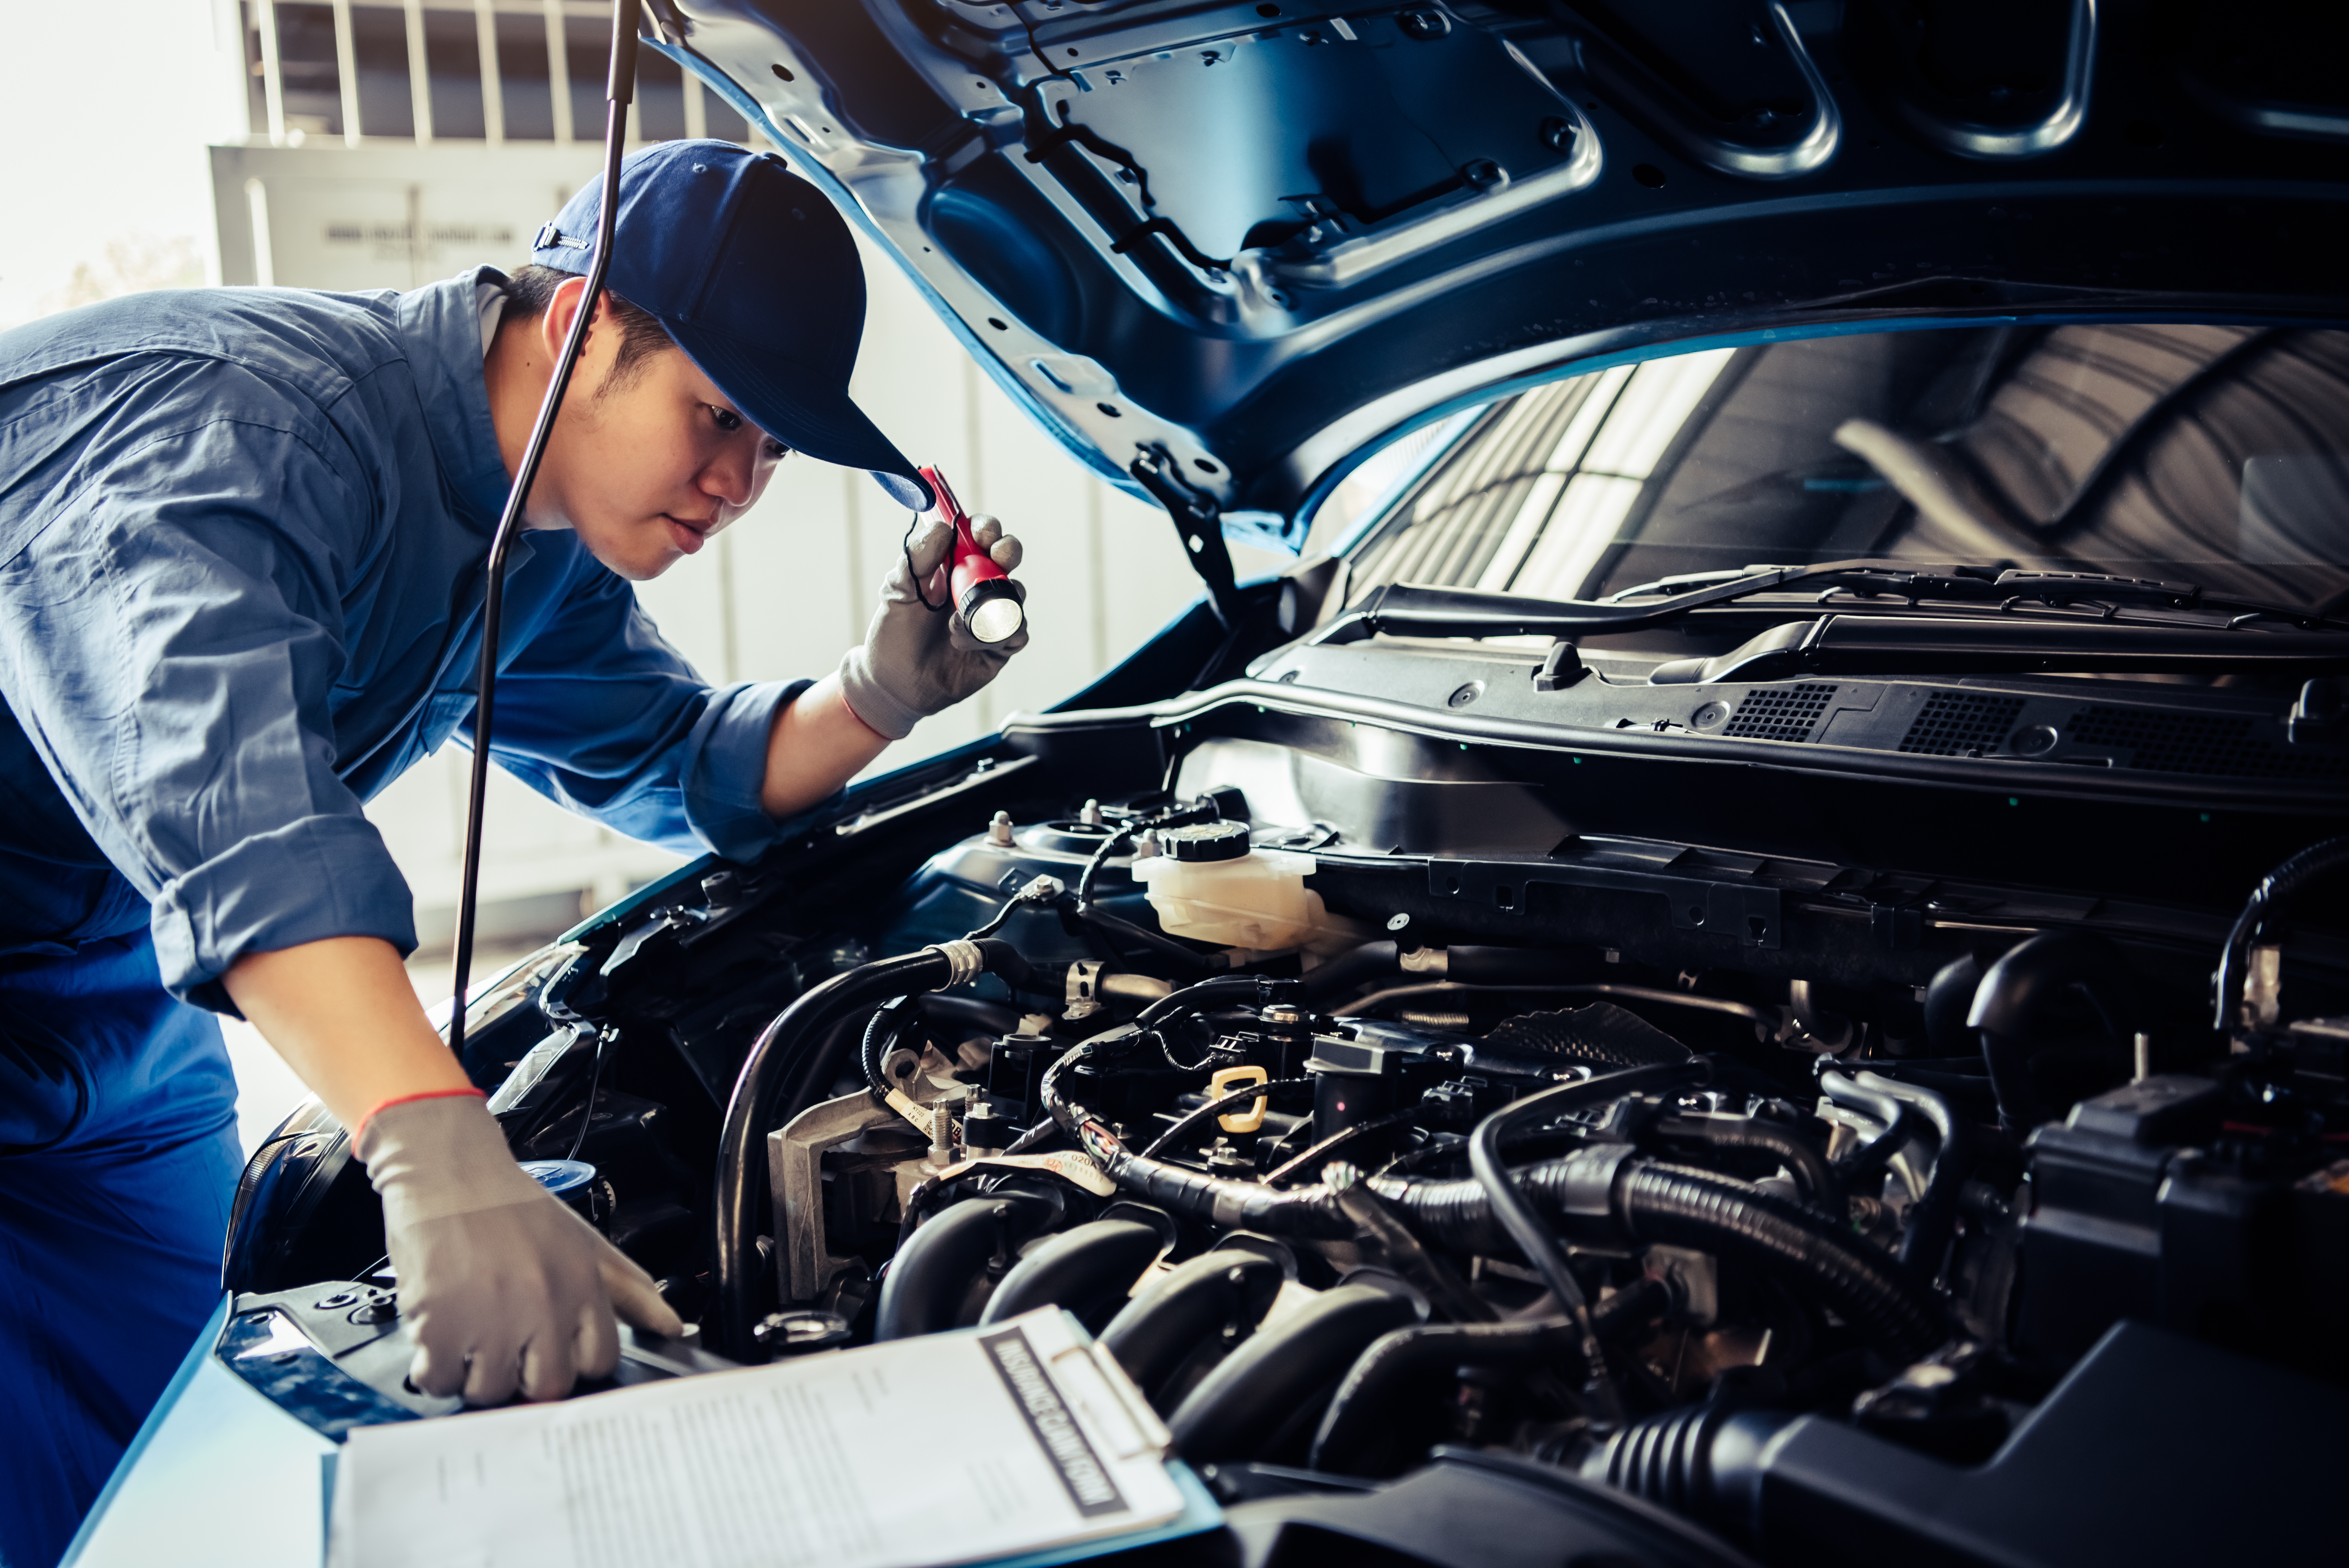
[
  {"left": 836, "top": 515, "right": 1028, "bottom": 740},
  {"left": 356, "top": 1092, "right": 684, "bottom": 1405}
]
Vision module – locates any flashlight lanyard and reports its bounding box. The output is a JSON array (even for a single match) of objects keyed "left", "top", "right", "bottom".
[
  {"left": 447, "top": 0, "right": 641, "bottom": 1062},
  {"left": 903, "top": 465, "right": 968, "bottom": 613}
]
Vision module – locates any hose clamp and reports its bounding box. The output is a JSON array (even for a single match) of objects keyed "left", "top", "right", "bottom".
[
  {"left": 925, "top": 939, "right": 986, "bottom": 989},
  {"left": 1556, "top": 1142, "right": 1638, "bottom": 1222}
]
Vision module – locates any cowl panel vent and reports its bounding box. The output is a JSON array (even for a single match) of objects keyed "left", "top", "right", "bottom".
[
  {"left": 2067, "top": 706, "right": 2349, "bottom": 781},
  {"left": 1900, "top": 690, "right": 2026, "bottom": 757},
  {"left": 1724, "top": 684, "right": 1837, "bottom": 743}
]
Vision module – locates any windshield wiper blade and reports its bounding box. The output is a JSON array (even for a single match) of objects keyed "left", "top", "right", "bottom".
[
  {"left": 1648, "top": 615, "right": 2349, "bottom": 684},
  {"left": 1315, "top": 567, "right": 1813, "bottom": 643},
  {"left": 1314, "top": 561, "right": 2345, "bottom": 644}
]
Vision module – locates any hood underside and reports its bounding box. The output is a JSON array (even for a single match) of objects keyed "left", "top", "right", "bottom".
[{"left": 660, "top": 0, "right": 2349, "bottom": 544}]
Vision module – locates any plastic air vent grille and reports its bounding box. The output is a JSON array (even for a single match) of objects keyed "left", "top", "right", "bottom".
[
  {"left": 1900, "top": 691, "right": 2027, "bottom": 756},
  {"left": 2066, "top": 706, "right": 2349, "bottom": 780},
  {"left": 1723, "top": 684, "right": 1837, "bottom": 743}
]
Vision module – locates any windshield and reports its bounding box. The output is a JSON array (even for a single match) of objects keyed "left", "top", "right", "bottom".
[{"left": 1342, "top": 324, "right": 2349, "bottom": 613}]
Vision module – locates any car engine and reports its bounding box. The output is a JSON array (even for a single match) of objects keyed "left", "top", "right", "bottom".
[{"left": 222, "top": 710, "right": 2349, "bottom": 1567}]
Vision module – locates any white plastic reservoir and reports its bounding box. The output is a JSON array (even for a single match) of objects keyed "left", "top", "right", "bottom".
[{"left": 1130, "top": 820, "right": 1324, "bottom": 950}]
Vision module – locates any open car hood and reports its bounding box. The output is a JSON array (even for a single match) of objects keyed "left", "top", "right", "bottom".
[{"left": 658, "top": 0, "right": 2349, "bottom": 547}]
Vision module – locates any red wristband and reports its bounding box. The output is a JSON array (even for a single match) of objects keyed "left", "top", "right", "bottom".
[{"left": 354, "top": 1087, "right": 487, "bottom": 1144}]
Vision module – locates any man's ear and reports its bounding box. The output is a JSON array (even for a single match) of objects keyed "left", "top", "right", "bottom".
[{"left": 540, "top": 276, "right": 600, "bottom": 360}]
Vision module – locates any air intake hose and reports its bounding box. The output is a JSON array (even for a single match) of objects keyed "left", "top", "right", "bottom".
[{"left": 1969, "top": 930, "right": 2132, "bottom": 1134}]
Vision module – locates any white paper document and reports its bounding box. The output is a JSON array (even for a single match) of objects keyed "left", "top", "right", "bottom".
[{"left": 324, "top": 1308, "right": 1191, "bottom": 1568}]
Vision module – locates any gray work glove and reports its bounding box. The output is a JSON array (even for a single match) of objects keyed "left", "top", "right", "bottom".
[
  {"left": 837, "top": 515, "right": 1028, "bottom": 740},
  {"left": 356, "top": 1093, "right": 683, "bottom": 1405}
]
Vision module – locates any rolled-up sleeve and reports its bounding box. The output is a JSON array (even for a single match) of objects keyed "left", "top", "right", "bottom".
[
  {"left": 470, "top": 553, "right": 807, "bottom": 864},
  {"left": 0, "top": 413, "right": 414, "bottom": 1010}
]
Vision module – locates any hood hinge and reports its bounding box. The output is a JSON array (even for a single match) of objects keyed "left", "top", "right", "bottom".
[{"left": 1132, "top": 444, "right": 1243, "bottom": 628}]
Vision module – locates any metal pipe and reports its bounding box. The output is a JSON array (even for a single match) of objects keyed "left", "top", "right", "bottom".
[
  {"left": 1852, "top": 1070, "right": 1975, "bottom": 1283},
  {"left": 1335, "top": 982, "right": 1773, "bottom": 1027},
  {"left": 331, "top": 0, "right": 362, "bottom": 145}
]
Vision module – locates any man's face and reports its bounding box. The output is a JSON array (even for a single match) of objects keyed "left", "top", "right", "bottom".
[{"left": 530, "top": 284, "right": 790, "bottom": 581}]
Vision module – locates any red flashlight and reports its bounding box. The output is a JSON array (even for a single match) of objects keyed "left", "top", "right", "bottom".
[{"left": 919, "top": 464, "right": 1025, "bottom": 645}]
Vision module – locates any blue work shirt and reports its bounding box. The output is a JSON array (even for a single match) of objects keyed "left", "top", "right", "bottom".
[{"left": 0, "top": 268, "right": 798, "bottom": 1011}]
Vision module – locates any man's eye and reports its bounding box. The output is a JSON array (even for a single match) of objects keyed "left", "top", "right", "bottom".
[
  {"left": 765, "top": 441, "right": 791, "bottom": 461},
  {"left": 710, "top": 406, "right": 742, "bottom": 433}
]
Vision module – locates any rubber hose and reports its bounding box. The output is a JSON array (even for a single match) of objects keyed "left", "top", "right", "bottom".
[
  {"left": 1820, "top": 1073, "right": 1916, "bottom": 1178},
  {"left": 1295, "top": 941, "right": 1400, "bottom": 1004},
  {"left": 1134, "top": 973, "right": 1294, "bottom": 1033},
  {"left": 1074, "top": 823, "right": 1141, "bottom": 912},
  {"left": 1616, "top": 1161, "right": 1944, "bottom": 1362},
  {"left": 1653, "top": 1115, "right": 1839, "bottom": 1213},
  {"left": 1308, "top": 1279, "right": 1670, "bottom": 1476},
  {"left": 1467, "top": 1063, "right": 1704, "bottom": 1424},
  {"left": 1448, "top": 945, "right": 1603, "bottom": 984},
  {"left": 1584, "top": 1400, "right": 1796, "bottom": 1526},
  {"left": 2214, "top": 835, "right": 2349, "bottom": 1031},
  {"left": 875, "top": 1194, "right": 1053, "bottom": 1342},
  {"left": 1099, "top": 1251, "right": 1285, "bottom": 1408},
  {"left": 1850, "top": 1071, "right": 1976, "bottom": 1281},
  {"left": 777, "top": 1010, "right": 872, "bottom": 1133},
  {"left": 976, "top": 1219, "right": 1165, "bottom": 1333},
  {"left": 1294, "top": 943, "right": 1595, "bottom": 1006},
  {"left": 716, "top": 939, "right": 1029, "bottom": 1359},
  {"left": 1078, "top": 905, "right": 1219, "bottom": 975},
  {"left": 921, "top": 992, "right": 1023, "bottom": 1037},
  {"left": 1923, "top": 952, "right": 1985, "bottom": 1057},
  {"left": 1166, "top": 1283, "right": 1423, "bottom": 1464},
  {"left": 859, "top": 997, "right": 915, "bottom": 1101},
  {"left": 1970, "top": 931, "right": 2132, "bottom": 1134}
]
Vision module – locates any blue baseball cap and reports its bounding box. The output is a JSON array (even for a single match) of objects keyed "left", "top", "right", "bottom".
[{"left": 532, "top": 140, "right": 930, "bottom": 511}]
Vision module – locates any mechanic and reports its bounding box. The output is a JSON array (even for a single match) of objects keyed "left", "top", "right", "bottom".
[{"left": 0, "top": 139, "right": 1026, "bottom": 1565}]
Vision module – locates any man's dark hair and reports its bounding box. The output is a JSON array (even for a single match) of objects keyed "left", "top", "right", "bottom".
[{"left": 501, "top": 264, "right": 675, "bottom": 390}]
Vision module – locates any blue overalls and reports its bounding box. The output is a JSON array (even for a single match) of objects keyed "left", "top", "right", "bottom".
[{"left": 0, "top": 271, "right": 799, "bottom": 1566}]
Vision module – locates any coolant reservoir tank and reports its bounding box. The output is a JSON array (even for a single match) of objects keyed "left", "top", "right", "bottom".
[{"left": 1130, "top": 820, "right": 1322, "bottom": 950}]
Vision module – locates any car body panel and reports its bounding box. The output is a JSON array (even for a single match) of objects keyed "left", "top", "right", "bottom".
[
  {"left": 653, "top": 0, "right": 2349, "bottom": 543},
  {"left": 62, "top": 1300, "right": 331, "bottom": 1568}
]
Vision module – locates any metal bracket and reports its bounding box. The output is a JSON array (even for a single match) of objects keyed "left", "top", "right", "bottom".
[
  {"left": 769, "top": 1090, "right": 905, "bottom": 1306},
  {"left": 599, "top": 904, "right": 704, "bottom": 977},
  {"left": 1426, "top": 856, "right": 1784, "bottom": 949},
  {"left": 1132, "top": 444, "right": 1243, "bottom": 628}
]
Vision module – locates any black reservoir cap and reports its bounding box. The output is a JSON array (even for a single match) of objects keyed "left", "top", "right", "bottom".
[{"left": 1161, "top": 820, "right": 1253, "bottom": 862}]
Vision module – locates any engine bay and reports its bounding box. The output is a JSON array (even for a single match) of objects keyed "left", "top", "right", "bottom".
[{"left": 221, "top": 698, "right": 2349, "bottom": 1567}]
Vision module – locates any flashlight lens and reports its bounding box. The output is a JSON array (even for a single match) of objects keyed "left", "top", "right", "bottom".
[{"left": 968, "top": 595, "right": 1025, "bottom": 645}]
